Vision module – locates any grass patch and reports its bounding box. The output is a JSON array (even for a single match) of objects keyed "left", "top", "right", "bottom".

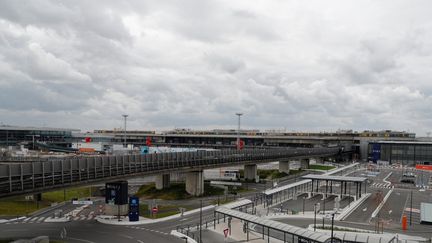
[
  {"left": 135, "top": 182, "right": 225, "bottom": 200},
  {"left": 309, "top": 164, "right": 335, "bottom": 171},
  {"left": 0, "top": 186, "right": 99, "bottom": 216},
  {"left": 43, "top": 186, "right": 98, "bottom": 202},
  {"left": 256, "top": 169, "right": 304, "bottom": 181},
  {"left": 0, "top": 199, "right": 50, "bottom": 216}
]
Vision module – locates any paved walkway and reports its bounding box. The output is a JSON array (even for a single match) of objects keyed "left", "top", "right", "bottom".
[{"left": 209, "top": 218, "right": 283, "bottom": 243}]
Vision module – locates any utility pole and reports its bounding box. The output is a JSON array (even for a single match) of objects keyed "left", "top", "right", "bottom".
[
  {"left": 122, "top": 114, "right": 128, "bottom": 148},
  {"left": 235, "top": 113, "right": 243, "bottom": 150},
  {"left": 200, "top": 199, "right": 202, "bottom": 243},
  {"left": 331, "top": 213, "right": 335, "bottom": 243},
  {"left": 303, "top": 196, "right": 305, "bottom": 214},
  {"left": 410, "top": 189, "right": 413, "bottom": 226},
  {"left": 314, "top": 203, "right": 318, "bottom": 231}
]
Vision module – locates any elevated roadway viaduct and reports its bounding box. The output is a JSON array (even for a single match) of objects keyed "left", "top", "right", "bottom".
[{"left": 0, "top": 147, "right": 340, "bottom": 198}]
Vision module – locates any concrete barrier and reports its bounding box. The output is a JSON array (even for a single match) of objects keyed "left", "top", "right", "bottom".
[
  {"left": 371, "top": 188, "right": 393, "bottom": 218},
  {"left": 170, "top": 230, "right": 197, "bottom": 243},
  {"left": 336, "top": 193, "right": 371, "bottom": 220}
]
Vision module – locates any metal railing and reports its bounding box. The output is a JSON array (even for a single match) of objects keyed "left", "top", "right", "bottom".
[{"left": 0, "top": 147, "right": 340, "bottom": 197}]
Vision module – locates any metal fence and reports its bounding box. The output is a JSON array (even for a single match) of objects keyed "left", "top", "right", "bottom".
[{"left": 0, "top": 147, "right": 339, "bottom": 197}]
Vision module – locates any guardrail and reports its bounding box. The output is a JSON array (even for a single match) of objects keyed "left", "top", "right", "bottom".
[{"left": 0, "top": 147, "right": 339, "bottom": 198}]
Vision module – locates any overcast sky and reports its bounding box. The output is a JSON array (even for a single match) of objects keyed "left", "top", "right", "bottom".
[{"left": 1, "top": 0, "right": 432, "bottom": 135}]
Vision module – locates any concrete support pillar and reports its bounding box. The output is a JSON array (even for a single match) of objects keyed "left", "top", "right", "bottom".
[
  {"left": 244, "top": 164, "right": 257, "bottom": 181},
  {"left": 300, "top": 159, "right": 310, "bottom": 169},
  {"left": 155, "top": 174, "right": 170, "bottom": 190},
  {"left": 278, "top": 161, "right": 290, "bottom": 174},
  {"left": 185, "top": 171, "right": 204, "bottom": 196}
]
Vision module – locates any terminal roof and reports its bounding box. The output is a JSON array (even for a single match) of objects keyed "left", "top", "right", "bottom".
[{"left": 302, "top": 174, "right": 367, "bottom": 182}]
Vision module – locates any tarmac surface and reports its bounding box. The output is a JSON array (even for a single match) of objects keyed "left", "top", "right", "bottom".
[{"left": 2, "top": 163, "right": 432, "bottom": 242}]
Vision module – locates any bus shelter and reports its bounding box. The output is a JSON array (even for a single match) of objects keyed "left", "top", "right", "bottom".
[{"left": 302, "top": 175, "right": 367, "bottom": 200}]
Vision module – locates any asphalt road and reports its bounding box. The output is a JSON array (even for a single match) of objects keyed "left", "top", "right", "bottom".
[
  {"left": 2, "top": 165, "right": 431, "bottom": 242},
  {"left": 1, "top": 220, "right": 184, "bottom": 243}
]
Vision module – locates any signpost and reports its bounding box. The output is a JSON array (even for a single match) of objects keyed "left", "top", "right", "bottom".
[
  {"left": 228, "top": 217, "right": 232, "bottom": 235},
  {"left": 223, "top": 228, "right": 229, "bottom": 238},
  {"left": 152, "top": 207, "right": 158, "bottom": 214}
]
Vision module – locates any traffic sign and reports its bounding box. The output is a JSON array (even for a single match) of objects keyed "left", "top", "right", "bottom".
[
  {"left": 223, "top": 228, "right": 229, "bottom": 238},
  {"left": 152, "top": 207, "right": 158, "bottom": 213}
]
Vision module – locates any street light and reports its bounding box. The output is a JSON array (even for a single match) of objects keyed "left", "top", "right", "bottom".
[
  {"left": 200, "top": 199, "right": 202, "bottom": 243},
  {"left": 122, "top": 114, "right": 128, "bottom": 148},
  {"left": 303, "top": 196, "right": 306, "bottom": 214},
  {"left": 235, "top": 113, "right": 243, "bottom": 150},
  {"left": 410, "top": 189, "right": 413, "bottom": 226},
  {"left": 331, "top": 213, "right": 335, "bottom": 243},
  {"left": 314, "top": 203, "right": 320, "bottom": 231}
]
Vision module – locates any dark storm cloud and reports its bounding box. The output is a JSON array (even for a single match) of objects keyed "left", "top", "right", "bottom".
[{"left": 1, "top": 0, "right": 432, "bottom": 134}]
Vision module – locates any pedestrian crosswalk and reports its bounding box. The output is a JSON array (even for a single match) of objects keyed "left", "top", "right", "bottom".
[
  {"left": 371, "top": 182, "right": 393, "bottom": 189},
  {"left": 4, "top": 212, "right": 97, "bottom": 224}
]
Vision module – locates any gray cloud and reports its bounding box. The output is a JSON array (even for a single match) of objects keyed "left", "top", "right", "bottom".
[{"left": 1, "top": 0, "right": 432, "bottom": 135}]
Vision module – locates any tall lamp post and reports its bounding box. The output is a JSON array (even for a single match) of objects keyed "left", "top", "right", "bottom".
[
  {"left": 200, "top": 199, "right": 203, "bottom": 243},
  {"left": 331, "top": 213, "right": 335, "bottom": 243},
  {"left": 122, "top": 114, "right": 128, "bottom": 148},
  {"left": 235, "top": 113, "right": 243, "bottom": 150},
  {"left": 314, "top": 203, "right": 320, "bottom": 231}
]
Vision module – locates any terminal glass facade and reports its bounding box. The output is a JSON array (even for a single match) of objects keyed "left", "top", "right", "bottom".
[
  {"left": 369, "top": 142, "right": 432, "bottom": 165},
  {"left": 0, "top": 128, "right": 73, "bottom": 146}
]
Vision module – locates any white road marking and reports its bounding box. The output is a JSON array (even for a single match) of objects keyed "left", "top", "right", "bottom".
[
  {"left": 137, "top": 240, "right": 144, "bottom": 243},
  {"left": 65, "top": 237, "right": 96, "bottom": 243},
  {"left": 363, "top": 207, "right": 367, "bottom": 212},
  {"left": 389, "top": 210, "right": 392, "bottom": 214},
  {"left": 30, "top": 217, "right": 39, "bottom": 222},
  {"left": 37, "top": 217, "right": 46, "bottom": 222}
]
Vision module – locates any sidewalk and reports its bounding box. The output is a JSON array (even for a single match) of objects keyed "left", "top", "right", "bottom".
[
  {"left": 97, "top": 205, "right": 215, "bottom": 225},
  {"left": 208, "top": 218, "right": 283, "bottom": 243}
]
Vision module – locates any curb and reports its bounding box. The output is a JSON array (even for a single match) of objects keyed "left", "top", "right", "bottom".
[
  {"left": 170, "top": 230, "right": 197, "bottom": 243},
  {"left": 0, "top": 216, "right": 26, "bottom": 224},
  {"left": 371, "top": 188, "right": 393, "bottom": 218},
  {"left": 97, "top": 205, "right": 216, "bottom": 226},
  {"left": 336, "top": 193, "right": 371, "bottom": 221}
]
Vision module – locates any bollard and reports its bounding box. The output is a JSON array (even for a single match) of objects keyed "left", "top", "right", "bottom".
[{"left": 402, "top": 215, "right": 407, "bottom": 230}]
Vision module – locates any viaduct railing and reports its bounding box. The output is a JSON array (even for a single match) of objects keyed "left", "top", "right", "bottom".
[{"left": 0, "top": 147, "right": 340, "bottom": 198}]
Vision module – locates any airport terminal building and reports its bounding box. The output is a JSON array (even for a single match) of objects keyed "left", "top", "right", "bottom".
[
  {"left": 0, "top": 126, "right": 77, "bottom": 147},
  {"left": 369, "top": 140, "right": 432, "bottom": 165},
  {"left": 3, "top": 125, "right": 431, "bottom": 163}
]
